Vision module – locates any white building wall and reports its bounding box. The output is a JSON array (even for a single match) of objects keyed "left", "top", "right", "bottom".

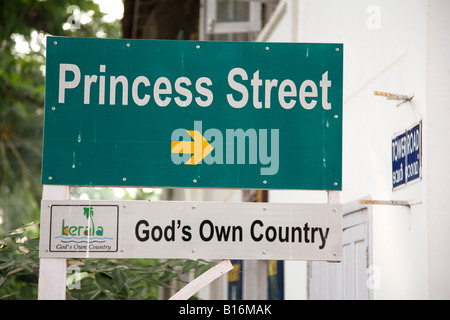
[
  {"left": 426, "top": 0, "right": 450, "bottom": 300},
  {"left": 262, "top": 0, "right": 449, "bottom": 299}
]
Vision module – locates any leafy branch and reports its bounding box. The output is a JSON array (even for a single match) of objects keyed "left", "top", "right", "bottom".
[{"left": 0, "top": 221, "right": 214, "bottom": 300}]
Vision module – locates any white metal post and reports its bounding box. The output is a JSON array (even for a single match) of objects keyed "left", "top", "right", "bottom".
[
  {"left": 38, "top": 185, "right": 69, "bottom": 300},
  {"left": 327, "top": 190, "right": 340, "bottom": 205},
  {"left": 327, "top": 190, "right": 341, "bottom": 264}
]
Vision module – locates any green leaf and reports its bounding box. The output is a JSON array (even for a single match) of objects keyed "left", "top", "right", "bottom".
[
  {"left": 79, "top": 276, "right": 95, "bottom": 288},
  {"left": 0, "top": 237, "right": 18, "bottom": 249},
  {"left": 112, "top": 268, "right": 127, "bottom": 292},
  {"left": 0, "top": 275, "right": 6, "bottom": 287},
  {"left": 95, "top": 272, "right": 115, "bottom": 292},
  {"left": 0, "top": 261, "right": 15, "bottom": 270},
  {"left": 146, "top": 264, "right": 163, "bottom": 273},
  {"left": 182, "top": 260, "right": 199, "bottom": 273},
  {"left": 130, "top": 285, "right": 149, "bottom": 299},
  {"left": 194, "top": 264, "right": 211, "bottom": 278},
  {"left": 147, "top": 277, "right": 171, "bottom": 289},
  {"left": 126, "top": 274, "right": 143, "bottom": 288},
  {"left": 88, "top": 290, "right": 102, "bottom": 300},
  {"left": 24, "top": 238, "right": 39, "bottom": 251},
  {"left": 159, "top": 270, "right": 177, "bottom": 283},
  {"left": 167, "top": 259, "right": 184, "bottom": 267}
]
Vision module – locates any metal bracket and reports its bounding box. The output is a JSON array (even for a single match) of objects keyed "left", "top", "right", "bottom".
[
  {"left": 359, "top": 199, "right": 422, "bottom": 209},
  {"left": 374, "top": 91, "right": 414, "bottom": 106}
]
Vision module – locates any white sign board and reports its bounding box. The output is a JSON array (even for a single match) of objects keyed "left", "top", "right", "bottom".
[{"left": 40, "top": 200, "right": 342, "bottom": 261}]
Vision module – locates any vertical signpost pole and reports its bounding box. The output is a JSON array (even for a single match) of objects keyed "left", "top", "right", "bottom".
[
  {"left": 328, "top": 191, "right": 340, "bottom": 205},
  {"left": 328, "top": 190, "right": 341, "bottom": 263},
  {"left": 38, "top": 185, "right": 69, "bottom": 300}
]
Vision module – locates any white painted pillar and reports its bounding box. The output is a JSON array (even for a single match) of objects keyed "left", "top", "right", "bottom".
[
  {"left": 38, "top": 185, "right": 69, "bottom": 300},
  {"left": 327, "top": 190, "right": 340, "bottom": 205},
  {"left": 243, "top": 260, "right": 268, "bottom": 300}
]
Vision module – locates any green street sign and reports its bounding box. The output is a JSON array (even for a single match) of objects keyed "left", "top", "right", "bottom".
[{"left": 42, "top": 37, "right": 343, "bottom": 190}]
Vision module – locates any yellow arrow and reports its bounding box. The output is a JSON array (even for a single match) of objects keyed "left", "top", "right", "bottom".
[{"left": 171, "top": 130, "right": 214, "bottom": 165}]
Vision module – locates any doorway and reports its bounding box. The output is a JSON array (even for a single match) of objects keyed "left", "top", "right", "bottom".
[{"left": 308, "top": 197, "right": 373, "bottom": 300}]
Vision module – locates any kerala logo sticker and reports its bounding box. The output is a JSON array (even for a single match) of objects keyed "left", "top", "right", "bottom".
[
  {"left": 54, "top": 206, "right": 114, "bottom": 251},
  {"left": 60, "top": 207, "right": 104, "bottom": 237}
]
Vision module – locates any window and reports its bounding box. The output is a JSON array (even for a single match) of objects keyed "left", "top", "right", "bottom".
[{"left": 200, "top": 0, "right": 279, "bottom": 41}]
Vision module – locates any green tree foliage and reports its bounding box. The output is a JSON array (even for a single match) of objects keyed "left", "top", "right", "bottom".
[
  {"left": 0, "top": 222, "right": 40, "bottom": 299},
  {"left": 65, "top": 258, "right": 213, "bottom": 300},
  {"left": 0, "top": 223, "right": 213, "bottom": 300},
  {"left": 0, "top": 0, "right": 121, "bottom": 234}
]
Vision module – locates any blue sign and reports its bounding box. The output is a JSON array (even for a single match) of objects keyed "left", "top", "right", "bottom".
[{"left": 392, "top": 122, "right": 421, "bottom": 189}]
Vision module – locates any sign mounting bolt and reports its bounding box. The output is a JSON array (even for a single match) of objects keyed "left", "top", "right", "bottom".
[
  {"left": 123, "top": 177, "right": 127, "bottom": 182},
  {"left": 193, "top": 179, "right": 197, "bottom": 183}
]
